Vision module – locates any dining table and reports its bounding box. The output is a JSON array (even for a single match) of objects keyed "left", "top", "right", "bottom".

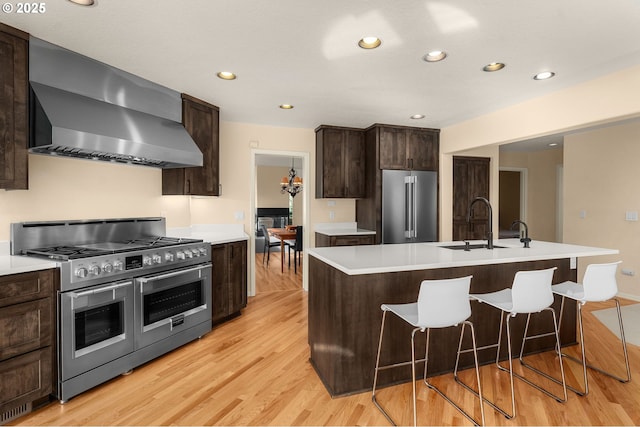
[{"left": 267, "top": 226, "right": 297, "bottom": 273}]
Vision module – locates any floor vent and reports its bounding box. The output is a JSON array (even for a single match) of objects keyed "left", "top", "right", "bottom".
[{"left": 1, "top": 402, "right": 31, "bottom": 425}]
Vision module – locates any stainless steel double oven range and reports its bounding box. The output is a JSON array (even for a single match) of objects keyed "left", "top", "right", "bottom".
[{"left": 11, "top": 218, "right": 212, "bottom": 403}]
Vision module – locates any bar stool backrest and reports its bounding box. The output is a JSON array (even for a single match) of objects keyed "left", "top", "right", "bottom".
[
  {"left": 511, "top": 267, "right": 557, "bottom": 313},
  {"left": 417, "top": 275, "right": 473, "bottom": 328},
  {"left": 582, "top": 261, "right": 621, "bottom": 302}
]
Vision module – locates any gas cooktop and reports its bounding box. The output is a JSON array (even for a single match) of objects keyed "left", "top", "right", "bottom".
[{"left": 24, "top": 236, "right": 203, "bottom": 261}]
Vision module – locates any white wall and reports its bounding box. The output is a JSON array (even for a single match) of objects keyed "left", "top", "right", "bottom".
[
  {"left": 439, "top": 64, "right": 640, "bottom": 299},
  {"left": 0, "top": 121, "right": 356, "bottom": 242},
  {"left": 563, "top": 121, "right": 640, "bottom": 299}
]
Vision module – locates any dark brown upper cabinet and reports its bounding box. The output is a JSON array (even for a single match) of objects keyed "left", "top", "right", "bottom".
[
  {"left": 0, "top": 24, "right": 29, "bottom": 190},
  {"left": 452, "top": 156, "right": 491, "bottom": 241},
  {"left": 376, "top": 124, "right": 439, "bottom": 171},
  {"left": 315, "top": 125, "right": 366, "bottom": 198},
  {"left": 162, "top": 94, "right": 220, "bottom": 196}
]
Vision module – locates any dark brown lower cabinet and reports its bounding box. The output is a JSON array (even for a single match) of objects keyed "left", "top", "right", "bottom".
[
  {"left": 211, "top": 240, "right": 248, "bottom": 324},
  {"left": 0, "top": 269, "right": 56, "bottom": 424},
  {"left": 315, "top": 233, "right": 375, "bottom": 247}
]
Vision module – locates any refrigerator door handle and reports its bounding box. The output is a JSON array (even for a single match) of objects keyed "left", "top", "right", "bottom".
[
  {"left": 412, "top": 176, "right": 418, "bottom": 238},
  {"left": 404, "top": 176, "right": 412, "bottom": 238}
]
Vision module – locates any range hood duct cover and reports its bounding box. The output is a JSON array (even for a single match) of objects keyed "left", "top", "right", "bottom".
[{"left": 28, "top": 37, "right": 203, "bottom": 169}]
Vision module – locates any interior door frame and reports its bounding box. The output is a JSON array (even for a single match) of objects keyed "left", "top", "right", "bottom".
[
  {"left": 499, "top": 167, "right": 528, "bottom": 223},
  {"left": 249, "top": 149, "right": 309, "bottom": 296}
]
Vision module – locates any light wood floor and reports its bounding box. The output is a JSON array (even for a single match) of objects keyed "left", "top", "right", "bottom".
[{"left": 12, "top": 253, "right": 640, "bottom": 426}]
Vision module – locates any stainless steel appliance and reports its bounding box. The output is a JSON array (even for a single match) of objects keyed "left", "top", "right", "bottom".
[
  {"left": 11, "top": 218, "right": 212, "bottom": 403},
  {"left": 382, "top": 169, "right": 438, "bottom": 244},
  {"left": 28, "top": 37, "right": 203, "bottom": 168}
]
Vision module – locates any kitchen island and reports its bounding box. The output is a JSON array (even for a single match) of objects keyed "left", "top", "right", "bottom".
[{"left": 307, "top": 239, "right": 618, "bottom": 396}]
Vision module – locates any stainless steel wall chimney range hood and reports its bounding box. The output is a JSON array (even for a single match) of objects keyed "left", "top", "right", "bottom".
[{"left": 29, "top": 37, "right": 203, "bottom": 168}]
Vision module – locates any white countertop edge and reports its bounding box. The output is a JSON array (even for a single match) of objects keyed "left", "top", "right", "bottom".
[
  {"left": 0, "top": 256, "right": 58, "bottom": 276},
  {"left": 308, "top": 240, "right": 619, "bottom": 275},
  {"left": 167, "top": 224, "right": 249, "bottom": 245},
  {"left": 315, "top": 228, "right": 376, "bottom": 236}
]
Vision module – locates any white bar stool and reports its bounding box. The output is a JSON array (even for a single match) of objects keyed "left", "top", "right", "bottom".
[
  {"left": 551, "top": 261, "right": 631, "bottom": 396},
  {"left": 462, "top": 267, "right": 567, "bottom": 419},
  {"left": 372, "top": 275, "right": 485, "bottom": 426}
]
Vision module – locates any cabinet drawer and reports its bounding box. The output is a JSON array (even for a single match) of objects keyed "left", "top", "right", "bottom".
[
  {"left": 0, "top": 347, "right": 52, "bottom": 410},
  {"left": 0, "top": 270, "right": 54, "bottom": 308},
  {"left": 0, "top": 298, "right": 52, "bottom": 362},
  {"left": 331, "top": 235, "right": 375, "bottom": 246}
]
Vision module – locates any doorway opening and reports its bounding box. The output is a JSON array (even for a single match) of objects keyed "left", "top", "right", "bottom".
[
  {"left": 499, "top": 168, "right": 527, "bottom": 238},
  {"left": 249, "top": 150, "right": 308, "bottom": 297}
]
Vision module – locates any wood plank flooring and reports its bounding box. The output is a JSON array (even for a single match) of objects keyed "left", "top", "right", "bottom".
[{"left": 11, "top": 254, "right": 640, "bottom": 426}]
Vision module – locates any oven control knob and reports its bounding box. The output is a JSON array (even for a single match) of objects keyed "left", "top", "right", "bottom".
[
  {"left": 102, "top": 263, "right": 113, "bottom": 273},
  {"left": 191, "top": 249, "right": 200, "bottom": 257},
  {"left": 199, "top": 248, "right": 207, "bottom": 256},
  {"left": 165, "top": 252, "right": 175, "bottom": 262},
  {"left": 88, "top": 265, "right": 101, "bottom": 276},
  {"left": 176, "top": 251, "right": 185, "bottom": 260},
  {"left": 152, "top": 254, "right": 162, "bottom": 264},
  {"left": 113, "top": 261, "right": 124, "bottom": 271},
  {"left": 143, "top": 255, "right": 152, "bottom": 266},
  {"left": 75, "top": 267, "right": 88, "bottom": 278},
  {"left": 184, "top": 250, "right": 193, "bottom": 259}
]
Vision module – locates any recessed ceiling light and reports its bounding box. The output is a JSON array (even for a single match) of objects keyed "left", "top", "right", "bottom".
[
  {"left": 216, "top": 71, "right": 237, "bottom": 80},
  {"left": 423, "top": 51, "right": 447, "bottom": 62},
  {"left": 548, "top": 142, "right": 558, "bottom": 147},
  {"left": 410, "top": 114, "right": 425, "bottom": 119},
  {"left": 358, "top": 37, "right": 382, "bottom": 49},
  {"left": 68, "top": 0, "right": 94, "bottom": 5},
  {"left": 279, "top": 104, "right": 294, "bottom": 110},
  {"left": 483, "top": 62, "right": 506, "bottom": 72},
  {"left": 533, "top": 71, "right": 556, "bottom": 80}
]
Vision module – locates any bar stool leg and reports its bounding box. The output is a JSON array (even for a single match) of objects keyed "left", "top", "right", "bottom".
[{"left": 557, "top": 298, "right": 631, "bottom": 396}]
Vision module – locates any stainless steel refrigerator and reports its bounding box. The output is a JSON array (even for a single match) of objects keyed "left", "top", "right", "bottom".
[{"left": 382, "top": 169, "right": 437, "bottom": 244}]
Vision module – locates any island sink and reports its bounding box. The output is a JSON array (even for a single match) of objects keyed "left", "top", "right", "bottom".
[{"left": 440, "top": 243, "right": 506, "bottom": 250}]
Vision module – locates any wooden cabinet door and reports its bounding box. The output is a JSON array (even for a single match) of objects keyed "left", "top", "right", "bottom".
[
  {"left": 0, "top": 25, "right": 29, "bottom": 190},
  {"left": 183, "top": 96, "right": 220, "bottom": 195},
  {"left": 210, "top": 244, "right": 229, "bottom": 323},
  {"left": 228, "top": 241, "right": 247, "bottom": 313},
  {"left": 0, "top": 347, "right": 52, "bottom": 411},
  {"left": 343, "top": 130, "right": 365, "bottom": 198},
  {"left": 0, "top": 299, "right": 52, "bottom": 362},
  {"left": 452, "top": 156, "right": 490, "bottom": 241},
  {"left": 407, "top": 129, "right": 438, "bottom": 171},
  {"left": 316, "top": 127, "right": 346, "bottom": 198},
  {"left": 162, "top": 94, "right": 220, "bottom": 196},
  {"left": 378, "top": 126, "right": 408, "bottom": 170},
  {"left": 316, "top": 126, "right": 365, "bottom": 198}
]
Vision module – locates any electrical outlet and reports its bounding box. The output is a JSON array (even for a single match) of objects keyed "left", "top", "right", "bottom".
[
  {"left": 579, "top": 210, "right": 587, "bottom": 219},
  {"left": 625, "top": 211, "right": 638, "bottom": 221},
  {"left": 329, "top": 211, "right": 335, "bottom": 220}
]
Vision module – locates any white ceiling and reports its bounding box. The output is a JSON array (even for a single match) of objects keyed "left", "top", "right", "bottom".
[{"left": 4, "top": 0, "right": 640, "bottom": 151}]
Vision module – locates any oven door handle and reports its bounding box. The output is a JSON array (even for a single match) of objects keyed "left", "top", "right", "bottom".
[
  {"left": 137, "top": 264, "right": 210, "bottom": 287},
  {"left": 69, "top": 280, "right": 133, "bottom": 299}
]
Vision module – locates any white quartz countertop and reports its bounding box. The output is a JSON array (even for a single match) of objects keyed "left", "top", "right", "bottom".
[
  {"left": 167, "top": 224, "right": 249, "bottom": 245},
  {"left": 308, "top": 239, "right": 619, "bottom": 275},
  {"left": 0, "top": 255, "right": 58, "bottom": 276},
  {"left": 314, "top": 221, "right": 375, "bottom": 236},
  {"left": 315, "top": 228, "right": 376, "bottom": 236}
]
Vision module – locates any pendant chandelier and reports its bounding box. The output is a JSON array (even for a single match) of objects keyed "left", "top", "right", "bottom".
[{"left": 280, "top": 159, "right": 303, "bottom": 198}]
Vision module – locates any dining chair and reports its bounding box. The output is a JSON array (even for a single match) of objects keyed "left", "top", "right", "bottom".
[
  {"left": 260, "top": 224, "right": 280, "bottom": 267},
  {"left": 284, "top": 225, "right": 303, "bottom": 273}
]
